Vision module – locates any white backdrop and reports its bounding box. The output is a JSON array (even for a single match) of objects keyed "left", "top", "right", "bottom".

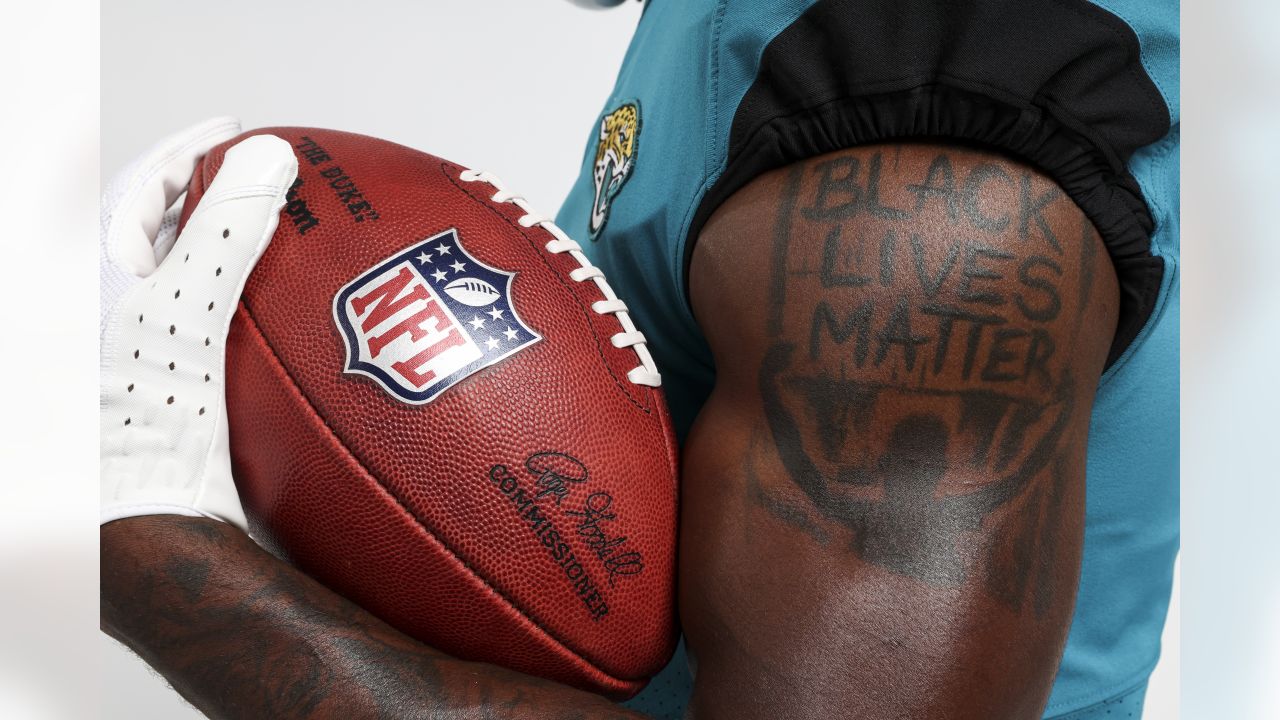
[{"left": 100, "top": 2, "right": 1179, "bottom": 718}]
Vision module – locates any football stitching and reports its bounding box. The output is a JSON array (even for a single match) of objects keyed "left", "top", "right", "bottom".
[
  {"left": 234, "top": 299, "right": 644, "bottom": 686},
  {"left": 443, "top": 162, "right": 652, "bottom": 416}
]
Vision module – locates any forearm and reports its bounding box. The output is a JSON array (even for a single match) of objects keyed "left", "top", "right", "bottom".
[{"left": 101, "top": 516, "right": 643, "bottom": 720}]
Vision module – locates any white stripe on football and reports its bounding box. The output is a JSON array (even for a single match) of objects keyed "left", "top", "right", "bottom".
[{"left": 442, "top": 277, "right": 501, "bottom": 307}]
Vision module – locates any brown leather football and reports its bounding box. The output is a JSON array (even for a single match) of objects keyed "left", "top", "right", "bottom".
[{"left": 178, "top": 127, "right": 679, "bottom": 698}]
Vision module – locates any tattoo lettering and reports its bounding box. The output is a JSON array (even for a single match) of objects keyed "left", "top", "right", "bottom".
[{"left": 754, "top": 148, "right": 1099, "bottom": 612}]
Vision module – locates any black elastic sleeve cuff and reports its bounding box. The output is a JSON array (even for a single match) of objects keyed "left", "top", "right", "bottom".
[{"left": 690, "top": 0, "right": 1171, "bottom": 366}]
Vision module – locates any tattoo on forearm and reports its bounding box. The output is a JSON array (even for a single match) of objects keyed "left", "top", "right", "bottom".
[
  {"left": 101, "top": 517, "right": 643, "bottom": 720},
  {"left": 750, "top": 147, "right": 1104, "bottom": 614}
]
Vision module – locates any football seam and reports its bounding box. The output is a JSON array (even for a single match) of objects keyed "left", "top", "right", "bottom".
[
  {"left": 445, "top": 165, "right": 680, "bottom": 570},
  {"left": 234, "top": 299, "right": 644, "bottom": 686},
  {"left": 444, "top": 162, "right": 652, "bottom": 416}
]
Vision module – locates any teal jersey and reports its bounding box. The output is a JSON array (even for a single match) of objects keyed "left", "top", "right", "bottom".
[{"left": 556, "top": 1, "right": 1179, "bottom": 718}]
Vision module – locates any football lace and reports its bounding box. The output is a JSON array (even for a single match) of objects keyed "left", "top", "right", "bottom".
[{"left": 459, "top": 168, "right": 662, "bottom": 388}]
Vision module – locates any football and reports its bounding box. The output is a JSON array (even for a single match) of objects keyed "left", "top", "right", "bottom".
[{"left": 178, "top": 128, "right": 679, "bottom": 698}]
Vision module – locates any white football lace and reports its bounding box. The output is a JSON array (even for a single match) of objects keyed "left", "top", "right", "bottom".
[{"left": 459, "top": 168, "right": 662, "bottom": 388}]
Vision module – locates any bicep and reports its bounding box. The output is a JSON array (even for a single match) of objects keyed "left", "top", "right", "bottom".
[{"left": 679, "top": 143, "right": 1117, "bottom": 720}]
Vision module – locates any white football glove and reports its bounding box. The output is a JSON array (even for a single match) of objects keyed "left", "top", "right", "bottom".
[{"left": 100, "top": 118, "right": 298, "bottom": 529}]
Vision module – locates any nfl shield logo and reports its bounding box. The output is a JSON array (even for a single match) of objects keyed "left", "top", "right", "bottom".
[{"left": 333, "top": 228, "right": 541, "bottom": 404}]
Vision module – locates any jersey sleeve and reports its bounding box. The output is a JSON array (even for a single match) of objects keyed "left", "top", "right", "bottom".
[{"left": 690, "top": 0, "right": 1174, "bottom": 366}]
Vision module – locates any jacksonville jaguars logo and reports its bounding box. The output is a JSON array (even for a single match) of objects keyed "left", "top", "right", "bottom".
[
  {"left": 333, "top": 228, "right": 540, "bottom": 404},
  {"left": 589, "top": 100, "right": 640, "bottom": 240}
]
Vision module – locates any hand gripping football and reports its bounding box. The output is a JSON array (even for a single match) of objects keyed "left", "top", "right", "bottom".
[{"left": 178, "top": 128, "right": 678, "bottom": 698}]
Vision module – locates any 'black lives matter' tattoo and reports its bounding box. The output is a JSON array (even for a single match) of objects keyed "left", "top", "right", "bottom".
[{"left": 754, "top": 148, "right": 1098, "bottom": 613}]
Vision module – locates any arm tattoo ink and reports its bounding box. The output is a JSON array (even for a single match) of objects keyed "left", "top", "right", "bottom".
[{"left": 749, "top": 147, "right": 1108, "bottom": 614}]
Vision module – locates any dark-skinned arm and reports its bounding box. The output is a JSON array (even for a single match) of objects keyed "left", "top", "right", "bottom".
[
  {"left": 101, "top": 516, "right": 645, "bottom": 720},
  {"left": 679, "top": 143, "right": 1118, "bottom": 719}
]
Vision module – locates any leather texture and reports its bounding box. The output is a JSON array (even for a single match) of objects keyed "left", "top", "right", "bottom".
[{"left": 179, "top": 128, "right": 679, "bottom": 698}]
